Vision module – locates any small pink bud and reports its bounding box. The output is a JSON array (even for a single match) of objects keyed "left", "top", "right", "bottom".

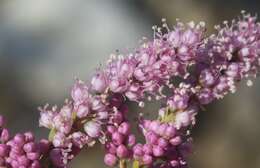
[
  {"left": 152, "top": 146, "right": 164, "bottom": 157},
  {"left": 10, "top": 160, "right": 19, "bottom": 167},
  {"left": 142, "top": 144, "right": 153, "bottom": 155},
  {"left": 105, "top": 142, "right": 117, "bottom": 154},
  {"left": 1, "top": 128, "right": 10, "bottom": 142},
  {"left": 104, "top": 153, "right": 117, "bottom": 167},
  {"left": 127, "top": 134, "right": 136, "bottom": 147},
  {"left": 112, "top": 112, "right": 123, "bottom": 124},
  {"left": 133, "top": 144, "right": 143, "bottom": 156},
  {"left": 142, "top": 120, "right": 151, "bottom": 129},
  {"left": 157, "top": 123, "right": 167, "bottom": 136},
  {"left": 142, "top": 155, "right": 153, "bottom": 165},
  {"left": 13, "top": 133, "right": 25, "bottom": 146},
  {"left": 170, "top": 136, "right": 182, "bottom": 146},
  {"left": 158, "top": 138, "right": 168, "bottom": 148},
  {"left": 0, "top": 144, "right": 10, "bottom": 157},
  {"left": 116, "top": 145, "right": 128, "bottom": 158},
  {"left": 107, "top": 125, "right": 116, "bottom": 134},
  {"left": 146, "top": 132, "right": 158, "bottom": 144},
  {"left": 118, "top": 122, "right": 130, "bottom": 135},
  {"left": 112, "top": 132, "right": 124, "bottom": 145},
  {"left": 170, "top": 160, "right": 179, "bottom": 167},
  {"left": 165, "top": 125, "right": 176, "bottom": 138},
  {"left": 149, "top": 120, "right": 160, "bottom": 132},
  {"left": 23, "top": 142, "right": 36, "bottom": 153}
]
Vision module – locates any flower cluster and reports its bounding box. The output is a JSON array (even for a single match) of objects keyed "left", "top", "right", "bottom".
[
  {"left": 0, "top": 116, "right": 50, "bottom": 168},
  {"left": 1, "top": 11, "right": 260, "bottom": 168},
  {"left": 133, "top": 119, "right": 192, "bottom": 168},
  {"left": 38, "top": 81, "right": 104, "bottom": 167},
  {"left": 104, "top": 94, "right": 135, "bottom": 167}
]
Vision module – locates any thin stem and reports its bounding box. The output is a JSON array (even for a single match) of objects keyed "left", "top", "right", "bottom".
[
  {"left": 132, "top": 160, "right": 140, "bottom": 168},
  {"left": 119, "top": 159, "right": 127, "bottom": 168}
]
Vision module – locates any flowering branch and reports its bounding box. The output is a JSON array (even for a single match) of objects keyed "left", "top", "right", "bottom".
[{"left": 0, "top": 11, "right": 260, "bottom": 168}]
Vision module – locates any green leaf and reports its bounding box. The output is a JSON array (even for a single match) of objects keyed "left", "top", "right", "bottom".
[
  {"left": 132, "top": 160, "right": 140, "bottom": 168},
  {"left": 48, "top": 128, "right": 56, "bottom": 141}
]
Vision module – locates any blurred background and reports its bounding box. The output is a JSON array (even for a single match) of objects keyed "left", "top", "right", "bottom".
[{"left": 0, "top": 0, "right": 260, "bottom": 167}]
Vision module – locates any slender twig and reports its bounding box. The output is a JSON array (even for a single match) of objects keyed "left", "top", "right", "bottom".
[{"left": 119, "top": 160, "right": 127, "bottom": 168}]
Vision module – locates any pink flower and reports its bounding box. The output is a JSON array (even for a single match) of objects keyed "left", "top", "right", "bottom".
[
  {"left": 71, "top": 80, "right": 90, "bottom": 105},
  {"left": 104, "top": 153, "right": 117, "bottom": 167},
  {"left": 76, "top": 103, "right": 90, "bottom": 118},
  {"left": 84, "top": 121, "right": 101, "bottom": 138},
  {"left": 175, "top": 111, "right": 191, "bottom": 128},
  {"left": 39, "top": 105, "right": 56, "bottom": 129},
  {"left": 91, "top": 71, "right": 108, "bottom": 93}
]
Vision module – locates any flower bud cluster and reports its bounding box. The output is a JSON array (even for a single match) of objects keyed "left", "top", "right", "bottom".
[
  {"left": 104, "top": 121, "right": 135, "bottom": 167},
  {"left": 103, "top": 94, "right": 136, "bottom": 167},
  {"left": 1, "top": 12, "right": 260, "bottom": 167},
  {"left": 133, "top": 118, "right": 192, "bottom": 168},
  {"left": 0, "top": 116, "right": 50, "bottom": 168},
  {"left": 39, "top": 80, "right": 107, "bottom": 166}
]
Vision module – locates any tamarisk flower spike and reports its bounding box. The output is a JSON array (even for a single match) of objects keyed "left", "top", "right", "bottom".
[{"left": 1, "top": 11, "right": 260, "bottom": 168}]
